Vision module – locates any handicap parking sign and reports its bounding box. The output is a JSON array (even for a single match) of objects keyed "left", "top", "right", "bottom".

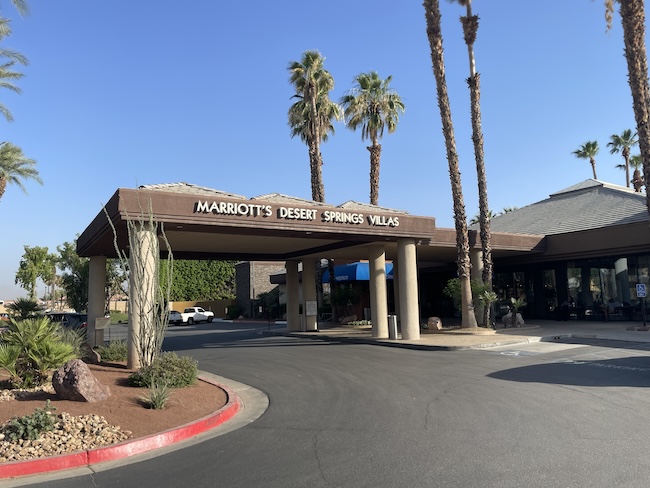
[{"left": 637, "top": 283, "right": 647, "bottom": 298}]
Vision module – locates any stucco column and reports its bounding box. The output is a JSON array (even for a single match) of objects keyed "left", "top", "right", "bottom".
[
  {"left": 397, "top": 238, "right": 420, "bottom": 340},
  {"left": 470, "top": 249, "right": 484, "bottom": 325},
  {"left": 87, "top": 256, "right": 106, "bottom": 348},
  {"left": 369, "top": 244, "right": 388, "bottom": 338},
  {"left": 286, "top": 260, "right": 300, "bottom": 331},
  {"left": 302, "top": 258, "right": 318, "bottom": 331},
  {"left": 127, "top": 226, "right": 157, "bottom": 370}
]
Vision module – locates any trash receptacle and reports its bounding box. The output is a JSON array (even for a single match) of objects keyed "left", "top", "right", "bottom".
[{"left": 388, "top": 314, "right": 398, "bottom": 339}]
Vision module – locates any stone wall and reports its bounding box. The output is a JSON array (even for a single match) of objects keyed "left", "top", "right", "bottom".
[{"left": 235, "top": 261, "right": 285, "bottom": 318}]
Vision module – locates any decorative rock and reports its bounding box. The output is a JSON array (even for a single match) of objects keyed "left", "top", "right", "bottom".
[
  {"left": 427, "top": 317, "right": 443, "bottom": 330},
  {"left": 501, "top": 311, "right": 525, "bottom": 328},
  {"left": 82, "top": 345, "right": 101, "bottom": 364},
  {"left": 340, "top": 315, "right": 357, "bottom": 325},
  {"left": 0, "top": 412, "right": 131, "bottom": 463},
  {"left": 52, "top": 359, "right": 111, "bottom": 402}
]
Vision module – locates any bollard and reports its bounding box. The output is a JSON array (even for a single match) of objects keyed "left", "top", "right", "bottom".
[{"left": 388, "top": 314, "right": 398, "bottom": 340}]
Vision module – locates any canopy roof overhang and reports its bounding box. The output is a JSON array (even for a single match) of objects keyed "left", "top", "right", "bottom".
[{"left": 77, "top": 185, "right": 547, "bottom": 265}]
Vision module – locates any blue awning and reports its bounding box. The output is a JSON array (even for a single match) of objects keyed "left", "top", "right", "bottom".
[{"left": 321, "top": 262, "right": 394, "bottom": 282}]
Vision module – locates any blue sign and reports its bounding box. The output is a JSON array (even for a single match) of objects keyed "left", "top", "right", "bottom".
[{"left": 637, "top": 283, "right": 647, "bottom": 298}]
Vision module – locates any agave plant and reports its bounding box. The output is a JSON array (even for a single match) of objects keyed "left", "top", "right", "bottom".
[{"left": 510, "top": 296, "right": 527, "bottom": 317}]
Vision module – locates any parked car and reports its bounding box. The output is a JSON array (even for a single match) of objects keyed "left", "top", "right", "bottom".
[
  {"left": 169, "top": 310, "right": 182, "bottom": 325},
  {"left": 179, "top": 307, "right": 214, "bottom": 325},
  {"left": 46, "top": 312, "right": 88, "bottom": 329}
]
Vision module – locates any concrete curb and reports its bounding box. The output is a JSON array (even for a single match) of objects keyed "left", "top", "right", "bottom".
[{"left": 0, "top": 374, "right": 241, "bottom": 480}]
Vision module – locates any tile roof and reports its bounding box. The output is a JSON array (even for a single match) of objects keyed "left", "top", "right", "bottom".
[{"left": 484, "top": 179, "right": 648, "bottom": 235}]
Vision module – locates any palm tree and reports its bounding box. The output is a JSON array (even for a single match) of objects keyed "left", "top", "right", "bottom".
[
  {"left": 424, "top": 0, "right": 478, "bottom": 328},
  {"left": 469, "top": 209, "right": 498, "bottom": 225},
  {"left": 288, "top": 51, "right": 341, "bottom": 318},
  {"left": 287, "top": 51, "right": 339, "bottom": 203},
  {"left": 451, "top": 0, "right": 493, "bottom": 325},
  {"left": 502, "top": 206, "right": 519, "bottom": 213},
  {"left": 0, "top": 141, "right": 41, "bottom": 202},
  {"left": 608, "top": 129, "right": 637, "bottom": 187},
  {"left": 6, "top": 297, "right": 40, "bottom": 320},
  {"left": 572, "top": 141, "right": 599, "bottom": 179},
  {"left": 0, "top": 18, "right": 27, "bottom": 123},
  {"left": 4, "top": 0, "right": 29, "bottom": 15},
  {"left": 629, "top": 154, "right": 644, "bottom": 192},
  {"left": 340, "top": 72, "right": 405, "bottom": 205},
  {"left": 605, "top": 0, "right": 650, "bottom": 215}
]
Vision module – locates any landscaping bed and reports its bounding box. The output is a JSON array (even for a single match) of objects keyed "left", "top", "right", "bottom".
[{"left": 0, "top": 363, "right": 228, "bottom": 463}]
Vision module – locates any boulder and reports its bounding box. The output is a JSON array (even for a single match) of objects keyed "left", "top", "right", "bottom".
[
  {"left": 52, "top": 359, "right": 111, "bottom": 402},
  {"left": 340, "top": 315, "right": 357, "bottom": 325},
  {"left": 501, "top": 312, "right": 525, "bottom": 328},
  {"left": 427, "top": 316, "right": 443, "bottom": 330}
]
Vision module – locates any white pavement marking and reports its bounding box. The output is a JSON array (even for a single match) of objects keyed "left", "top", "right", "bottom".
[{"left": 486, "top": 342, "right": 587, "bottom": 354}]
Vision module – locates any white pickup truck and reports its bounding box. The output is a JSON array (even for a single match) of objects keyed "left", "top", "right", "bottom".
[{"left": 179, "top": 307, "right": 214, "bottom": 325}]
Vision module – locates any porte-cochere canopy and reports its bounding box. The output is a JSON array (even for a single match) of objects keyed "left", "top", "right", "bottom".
[
  {"left": 77, "top": 182, "right": 544, "bottom": 265},
  {"left": 76, "top": 183, "right": 546, "bottom": 360}
]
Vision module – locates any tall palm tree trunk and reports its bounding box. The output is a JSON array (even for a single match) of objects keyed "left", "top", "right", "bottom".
[
  {"left": 308, "top": 141, "right": 324, "bottom": 202},
  {"left": 308, "top": 82, "right": 325, "bottom": 203},
  {"left": 368, "top": 139, "right": 382, "bottom": 205},
  {"left": 590, "top": 158, "right": 598, "bottom": 179},
  {"left": 0, "top": 177, "right": 6, "bottom": 201},
  {"left": 461, "top": 0, "right": 493, "bottom": 325},
  {"left": 424, "top": 0, "right": 478, "bottom": 328},
  {"left": 620, "top": 0, "right": 650, "bottom": 214},
  {"left": 623, "top": 146, "right": 631, "bottom": 187}
]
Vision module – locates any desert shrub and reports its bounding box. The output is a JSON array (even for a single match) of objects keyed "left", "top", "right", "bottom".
[
  {"left": 128, "top": 352, "right": 198, "bottom": 388},
  {"left": 140, "top": 382, "right": 171, "bottom": 410},
  {"left": 0, "top": 317, "right": 77, "bottom": 388},
  {"left": 443, "top": 278, "right": 492, "bottom": 313},
  {"left": 347, "top": 320, "right": 371, "bottom": 326},
  {"left": 6, "top": 298, "right": 43, "bottom": 320},
  {"left": 4, "top": 400, "right": 57, "bottom": 441},
  {"left": 57, "top": 325, "right": 87, "bottom": 358},
  {"left": 96, "top": 339, "right": 128, "bottom": 362},
  {"left": 226, "top": 304, "right": 241, "bottom": 320}
]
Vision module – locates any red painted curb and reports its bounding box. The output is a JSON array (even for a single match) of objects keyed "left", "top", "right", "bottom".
[{"left": 0, "top": 377, "right": 240, "bottom": 480}]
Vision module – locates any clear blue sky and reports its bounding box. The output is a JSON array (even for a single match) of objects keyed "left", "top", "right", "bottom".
[{"left": 0, "top": 1, "right": 639, "bottom": 300}]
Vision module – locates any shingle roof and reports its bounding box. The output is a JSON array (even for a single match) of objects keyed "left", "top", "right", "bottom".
[
  {"left": 250, "top": 193, "right": 329, "bottom": 206},
  {"left": 485, "top": 179, "right": 648, "bottom": 235},
  {"left": 136, "top": 183, "right": 409, "bottom": 213},
  {"left": 337, "top": 201, "right": 407, "bottom": 214},
  {"left": 138, "top": 182, "right": 246, "bottom": 200}
]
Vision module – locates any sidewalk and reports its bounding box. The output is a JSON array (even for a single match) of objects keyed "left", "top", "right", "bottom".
[{"left": 282, "top": 319, "right": 650, "bottom": 350}]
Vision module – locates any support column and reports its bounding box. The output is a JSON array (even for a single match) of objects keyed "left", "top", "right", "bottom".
[
  {"left": 302, "top": 258, "right": 318, "bottom": 331},
  {"left": 470, "top": 249, "right": 484, "bottom": 325},
  {"left": 286, "top": 260, "right": 300, "bottom": 331},
  {"left": 87, "top": 256, "right": 106, "bottom": 348},
  {"left": 397, "top": 239, "right": 420, "bottom": 340},
  {"left": 369, "top": 244, "right": 388, "bottom": 338},
  {"left": 127, "top": 226, "right": 157, "bottom": 370}
]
